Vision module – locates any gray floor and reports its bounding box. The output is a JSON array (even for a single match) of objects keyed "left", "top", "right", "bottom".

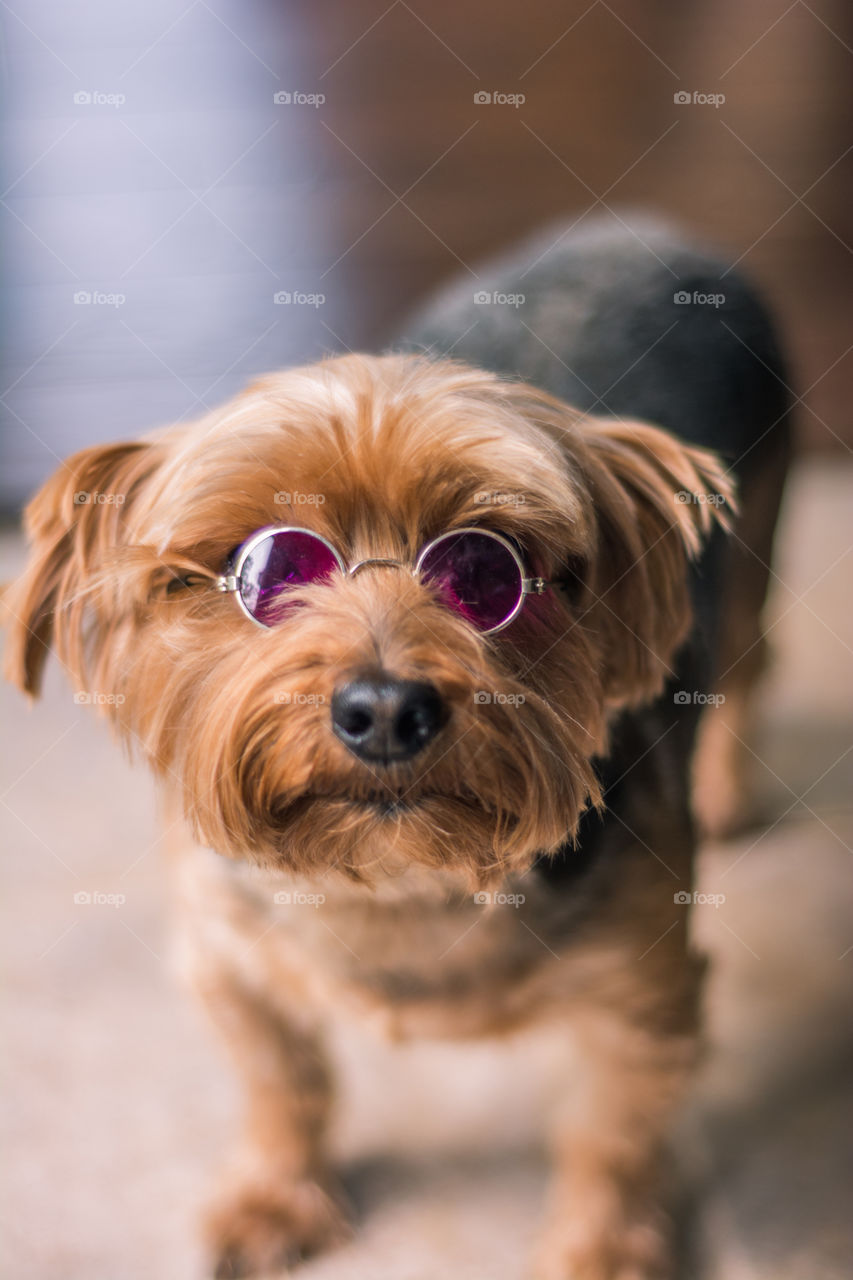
[{"left": 1, "top": 457, "right": 852, "bottom": 1279}]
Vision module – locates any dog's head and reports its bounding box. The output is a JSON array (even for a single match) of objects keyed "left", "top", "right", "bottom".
[{"left": 4, "top": 354, "right": 730, "bottom": 885}]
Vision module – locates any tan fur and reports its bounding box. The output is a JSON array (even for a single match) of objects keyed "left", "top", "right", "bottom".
[
  {"left": 692, "top": 424, "right": 791, "bottom": 838},
  {"left": 4, "top": 353, "right": 737, "bottom": 1279}
]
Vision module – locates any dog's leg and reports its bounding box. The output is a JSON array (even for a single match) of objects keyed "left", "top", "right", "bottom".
[
  {"left": 692, "top": 648, "right": 765, "bottom": 840},
  {"left": 194, "top": 969, "right": 351, "bottom": 1278},
  {"left": 533, "top": 943, "right": 701, "bottom": 1280},
  {"left": 693, "top": 426, "right": 791, "bottom": 839}
]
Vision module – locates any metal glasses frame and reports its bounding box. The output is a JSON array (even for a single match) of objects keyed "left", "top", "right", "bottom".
[{"left": 216, "top": 524, "right": 549, "bottom": 634}]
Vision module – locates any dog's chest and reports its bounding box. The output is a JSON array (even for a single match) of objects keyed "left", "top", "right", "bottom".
[
  {"left": 289, "top": 885, "right": 552, "bottom": 1035},
  {"left": 196, "top": 855, "right": 583, "bottom": 1038}
]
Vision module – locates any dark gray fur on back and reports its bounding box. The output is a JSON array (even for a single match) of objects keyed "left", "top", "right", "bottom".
[{"left": 391, "top": 212, "right": 790, "bottom": 475}]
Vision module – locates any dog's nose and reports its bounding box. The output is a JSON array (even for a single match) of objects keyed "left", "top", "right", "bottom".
[{"left": 331, "top": 674, "right": 446, "bottom": 765}]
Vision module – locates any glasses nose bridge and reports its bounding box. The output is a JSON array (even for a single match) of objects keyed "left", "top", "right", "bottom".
[{"left": 346, "top": 556, "right": 412, "bottom": 579}]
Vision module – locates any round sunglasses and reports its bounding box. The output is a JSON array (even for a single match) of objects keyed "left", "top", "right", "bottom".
[{"left": 215, "top": 525, "right": 552, "bottom": 634}]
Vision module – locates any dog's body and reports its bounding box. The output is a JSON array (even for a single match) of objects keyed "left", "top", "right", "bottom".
[{"left": 5, "top": 216, "right": 791, "bottom": 1279}]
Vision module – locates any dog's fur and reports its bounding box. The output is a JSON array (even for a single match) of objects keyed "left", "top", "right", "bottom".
[{"left": 4, "top": 216, "right": 791, "bottom": 1279}]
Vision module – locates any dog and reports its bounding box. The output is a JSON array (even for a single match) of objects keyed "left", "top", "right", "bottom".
[{"left": 4, "top": 214, "right": 791, "bottom": 1279}]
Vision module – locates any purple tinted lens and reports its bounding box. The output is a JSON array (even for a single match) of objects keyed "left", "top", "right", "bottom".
[
  {"left": 418, "top": 531, "right": 523, "bottom": 632},
  {"left": 239, "top": 530, "right": 340, "bottom": 625}
]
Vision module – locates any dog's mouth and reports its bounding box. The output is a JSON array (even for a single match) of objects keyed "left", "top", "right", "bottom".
[
  {"left": 323, "top": 790, "right": 449, "bottom": 817},
  {"left": 258, "top": 775, "right": 571, "bottom": 881},
  {"left": 275, "top": 789, "right": 486, "bottom": 824}
]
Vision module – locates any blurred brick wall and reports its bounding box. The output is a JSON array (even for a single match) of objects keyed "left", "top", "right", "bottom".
[{"left": 298, "top": 0, "right": 852, "bottom": 452}]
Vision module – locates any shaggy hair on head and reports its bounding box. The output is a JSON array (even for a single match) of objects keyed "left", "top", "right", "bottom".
[{"left": 5, "top": 354, "right": 728, "bottom": 887}]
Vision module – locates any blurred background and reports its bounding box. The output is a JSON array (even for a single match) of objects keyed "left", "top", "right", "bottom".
[
  {"left": 1, "top": 0, "right": 852, "bottom": 507},
  {"left": 1, "top": 3, "right": 852, "bottom": 1279}
]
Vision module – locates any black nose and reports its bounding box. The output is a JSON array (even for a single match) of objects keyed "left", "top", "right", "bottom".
[{"left": 331, "top": 674, "right": 446, "bottom": 765}]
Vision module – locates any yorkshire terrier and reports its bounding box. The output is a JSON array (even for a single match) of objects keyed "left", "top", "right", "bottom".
[{"left": 4, "top": 215, "right": 791, "bottom": 1279}]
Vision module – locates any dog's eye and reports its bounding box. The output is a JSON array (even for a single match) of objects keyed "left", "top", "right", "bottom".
[
  {"left": 164, "top": 573, "right": 210, "bottom": 596},
  {"left": 558, "top": 554, "right": 588, "bottom": 603}
]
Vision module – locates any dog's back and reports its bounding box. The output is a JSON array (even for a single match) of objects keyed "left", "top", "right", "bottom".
[{"left": 395, "top": 213, "right": 790, "bottom": 474}]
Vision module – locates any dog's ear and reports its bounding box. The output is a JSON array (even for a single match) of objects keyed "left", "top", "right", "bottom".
[
  {"left": 566, "top": 417, "right": 733, "bottom": 707},
  {"left": 3, "top": 440, "right": 158, "bottom": 696}
]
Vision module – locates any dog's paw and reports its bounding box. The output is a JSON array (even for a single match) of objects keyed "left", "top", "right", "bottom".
[
  {"left": 530, "top": 1211, "right": 671, "bottom": 1280},
  {"left": 204, "top": 1174, "right": 352, "bottom": 1277}
]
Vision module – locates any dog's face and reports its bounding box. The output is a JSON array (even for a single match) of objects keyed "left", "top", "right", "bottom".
[{"left": 4, "top": 355, "right": 728, "bottom": 885}]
